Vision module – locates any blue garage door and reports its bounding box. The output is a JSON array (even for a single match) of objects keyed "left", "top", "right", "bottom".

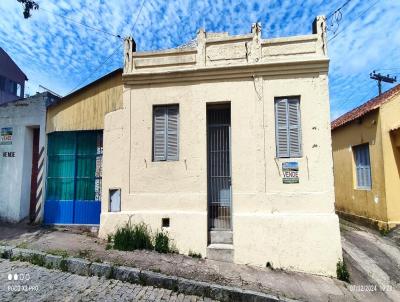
[{"left": 44, "top": 131, "right": 102, "bottom": 225}]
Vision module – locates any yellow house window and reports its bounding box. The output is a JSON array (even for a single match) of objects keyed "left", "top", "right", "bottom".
[{"left": 353, "top": 143, "right": 372, "bottom": 190}]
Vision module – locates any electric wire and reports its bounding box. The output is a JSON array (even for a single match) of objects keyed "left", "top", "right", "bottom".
[
  {"left": 67, "top": 0, "right": 146, "bottom": 95},
  {"left": 40, "top": 7, "right": 123, "bottom": 40},
  {"left": 327, "top": 0, "right": 353, "bottom": 19},
  {"left": 328, "top": 0, "right": 380, "bottom": 42}
]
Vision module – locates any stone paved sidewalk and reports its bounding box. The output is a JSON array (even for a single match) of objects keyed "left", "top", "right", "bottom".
[
  {"left": 0, "top": 222, "right": 395, "bottom": 301},
  {"left": 0, "top": 259, "right": 217, "bottom": 302},
  {"left": 340, "top": 219, "right": 400, "bottom": 301}
]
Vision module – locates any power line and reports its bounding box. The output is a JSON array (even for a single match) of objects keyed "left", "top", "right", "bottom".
[
  {"left": 67, "top": 47, "right": 122, "bottom": 94},
  {"left": 67, "top": 0, "right": 146, "bottom": 94},
  {"left": 40, "top": 7, "right": 122, "bottom": 40},
  {"left": 333, "top": 84, "right": 376, "bottom": 118},
  {"left": 127, "top": 0, "right": 146, "bottom": 36},
  {"left": 332, "top": 76, "right": 375, "bottom": 113},
  {"left": 374, "top": 67, "right": 400, "bottom": 72},
  {"left": 327, "top": 0, "right": 353, "bottom": 19},
  {"left": 328, "top": 0, "right": 379, "bottom": 42},
  {"left": 334, "top": 69, "right": 399, "bottom": 114},
  {"left": 326, "top": 0, "right": 354, "bottom": 35}
]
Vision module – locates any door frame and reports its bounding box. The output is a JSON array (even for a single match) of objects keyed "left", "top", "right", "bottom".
[
  {"left": 206, "top": 103, "right": 233, "bottom": 231},
  {"left": 43, "top": 130, "right": 103, "bottom": 225},
  {"left": 29, "top": 127, "right": 40, "bottom": 222}
]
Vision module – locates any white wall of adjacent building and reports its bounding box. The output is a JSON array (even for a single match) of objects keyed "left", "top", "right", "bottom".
[{"left": 0, "top": 93, "right": 48, "bottom": 223}]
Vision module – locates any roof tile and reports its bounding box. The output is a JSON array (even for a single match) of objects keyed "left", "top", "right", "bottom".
[{"left": 331, "top": 83, "right": 400, "bottom": 130}]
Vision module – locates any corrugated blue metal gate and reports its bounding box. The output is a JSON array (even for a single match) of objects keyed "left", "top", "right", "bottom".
[{"left": 44, "top": 131, "right": 102, "bottom": 225}]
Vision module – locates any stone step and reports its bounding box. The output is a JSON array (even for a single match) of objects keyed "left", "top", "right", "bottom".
[
  {"left": 210, "top": 230, "right": 233, "bottom": 244},
  {"left": 206, "top": 244, "right": 234, "bottom": 263}
]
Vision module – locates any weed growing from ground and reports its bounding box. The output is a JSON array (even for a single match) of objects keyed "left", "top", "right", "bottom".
[
  {"left": 78, "top": 249, "right": 93, "bottom": 258},
  {"left": 16, "top": 242, "right": 29, "bottom": 249},
  {"left": 154, "top": 230, "right": 170, "bottom": 253},
  {"left": 139, "top": 273, "right": 147, "bottom": 286},
  {"left": 188, "top": 250, "right": 202, "bottom": 258},
  {"left": 380, "top": 227, "right": 390, "bottom": 236},
  {"left": 336, "top": 260, "right": 350, "bottom": 282},
  {"left": 47, "top": 249, "right": 69, "bottom": 258},
  {"left": 29, "top": 254, "right": 45, "bottom": 267},
  {"left": 60, "top": 259, "right": 68, "bottom": 272},
  {"left": 111, "top": 222, "right": 178, "bottom": 254},
  {"left": 113, "top": 222, "right": 153, "bottom": 251}
]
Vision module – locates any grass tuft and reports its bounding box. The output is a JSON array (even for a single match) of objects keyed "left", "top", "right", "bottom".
[
  {"left": 47, "top": 249, "right": 69, "bottom": 258},
  {"left": 188, "top": 250, "right": 202, "bottom": 259},
  {"left": 16, "top": 242, "right": 29, "bottom": 249},
  {"left": 154, "top": 230, "right": 170, "bottom": 253},
  {"left": 336, "top": 260, "right": 350, "bottom": 282},
  {"left": 29, "top": 254, "right": 45, "bottom": 267},
  {"left": 110, "top": 222, "right": 178, "bottom": 254},
  {"left": 60, "top": 259, "right": 68, "bottom": 272},
  {"left": 113, "top": 222, "right": 153, "bottom": 251}
]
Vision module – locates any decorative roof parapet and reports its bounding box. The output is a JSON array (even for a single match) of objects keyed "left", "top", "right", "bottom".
[{"left": 123, "top": 16, "right": 328, "bottom": 80}]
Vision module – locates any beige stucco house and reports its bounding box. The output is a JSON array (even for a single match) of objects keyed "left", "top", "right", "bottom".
[{"left": 99, "top": 16, "right": 342, "bottom": 276}]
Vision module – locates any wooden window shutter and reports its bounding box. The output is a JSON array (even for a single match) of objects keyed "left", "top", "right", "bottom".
[
  {"left": 354, "top": 144, "right": 371, "bottom": 189},
  {"left": 275, "top": 98, "right": 289, "bottom": 158},
  {"left": 153, "top": 106, "right": 167, "bottom": 161},
  {"left": 288, "top": 99, "right": 302, "bottom": 157},
  {"left": 166, "top": 105, "right": 179, "bottom": 160}
]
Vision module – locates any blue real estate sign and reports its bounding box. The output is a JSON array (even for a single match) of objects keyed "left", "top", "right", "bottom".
[
  {"left": 282, "top": 162, "right": 299, "bottom": 184},
  {"left": 0, "top": 127, "right": 13, "bottom": 145}
]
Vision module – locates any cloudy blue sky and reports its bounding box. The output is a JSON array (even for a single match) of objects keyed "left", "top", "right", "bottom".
[{"left": 1, "top": 0, "right": 399, "bottom": 119}]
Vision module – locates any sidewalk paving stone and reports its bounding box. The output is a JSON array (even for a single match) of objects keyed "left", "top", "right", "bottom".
[{"left": 2, "top": 221, "right": 400, "bottom": 301}]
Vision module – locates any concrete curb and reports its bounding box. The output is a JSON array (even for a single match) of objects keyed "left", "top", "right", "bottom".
[{"left": 0, "top": 245, "right": 295, "bottom": 302}]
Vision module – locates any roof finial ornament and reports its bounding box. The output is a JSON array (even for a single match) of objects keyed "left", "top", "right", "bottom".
[{"left": 251, "top": 22, "right": 262, "bottom": 36}]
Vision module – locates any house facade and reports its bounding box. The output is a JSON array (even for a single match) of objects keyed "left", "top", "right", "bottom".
[
  {"left": 0, "top": 92, "right": 59, "bottom": 223},
  {"left": 0, "top": 47, "right": 27, "bottom": 104},
  {"left": 99, "top": 16, "right": 342, "bottom": 276},
  {"left": 43, "top": 69, "right": 122, "bottom": 225},
  {"left": 332, "top": 84, "right": 400, "bottom": 230}
]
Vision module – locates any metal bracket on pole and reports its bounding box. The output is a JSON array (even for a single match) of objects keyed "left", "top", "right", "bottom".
[{"left": 370, "top": 71, "right": 397, "bottom": 95}]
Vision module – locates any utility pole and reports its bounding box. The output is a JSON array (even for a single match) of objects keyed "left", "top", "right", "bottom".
[{"left": 370, "top": 71, "right": 397, "bottom": 95}]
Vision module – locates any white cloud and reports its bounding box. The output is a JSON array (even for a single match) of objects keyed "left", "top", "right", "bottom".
[{"left": 0, "top": 0, "right": 399, "bottom": 115}]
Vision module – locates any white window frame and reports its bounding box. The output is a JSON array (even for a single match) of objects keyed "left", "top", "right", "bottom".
[
  {"left": 274, "top": 97, "right": 302, "bottom": 158},
  {"left": 152, "top": 104, "right": 179, "bottom": 162},
  {"left": 353, "top": 143, "right": 372, "bottom": 190}
]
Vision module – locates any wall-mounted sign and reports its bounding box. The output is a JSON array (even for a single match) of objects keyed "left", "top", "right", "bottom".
[
  {"left": 282, "top": 162, "right": 299, "bottom": 184},
  {"left": 2, "top": 152, "right": 15, "bottom": 158},
  {"left": 0, "top": 127, "right": 13, "bottom": 145}
]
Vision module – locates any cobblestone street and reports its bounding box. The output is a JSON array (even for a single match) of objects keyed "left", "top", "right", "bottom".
[{"left": 0, "top": 260, "right": 217, "bottom": 302}]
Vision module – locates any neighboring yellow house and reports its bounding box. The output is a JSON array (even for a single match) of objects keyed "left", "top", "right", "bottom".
[
  {"left": 99, "top": 16, "right": 342, "bottom": 277},
  {"left": 332, "top": 84, "right": 400, "bottom": 230}
]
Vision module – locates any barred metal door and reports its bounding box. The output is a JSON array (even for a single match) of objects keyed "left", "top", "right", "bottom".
[{"left": 207, "top": 107, "right": 232, "bottom": 230}]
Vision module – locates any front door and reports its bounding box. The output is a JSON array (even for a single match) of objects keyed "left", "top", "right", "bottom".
[{"left": 207, "top": 105, "right": 232, "bottom": 230}]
